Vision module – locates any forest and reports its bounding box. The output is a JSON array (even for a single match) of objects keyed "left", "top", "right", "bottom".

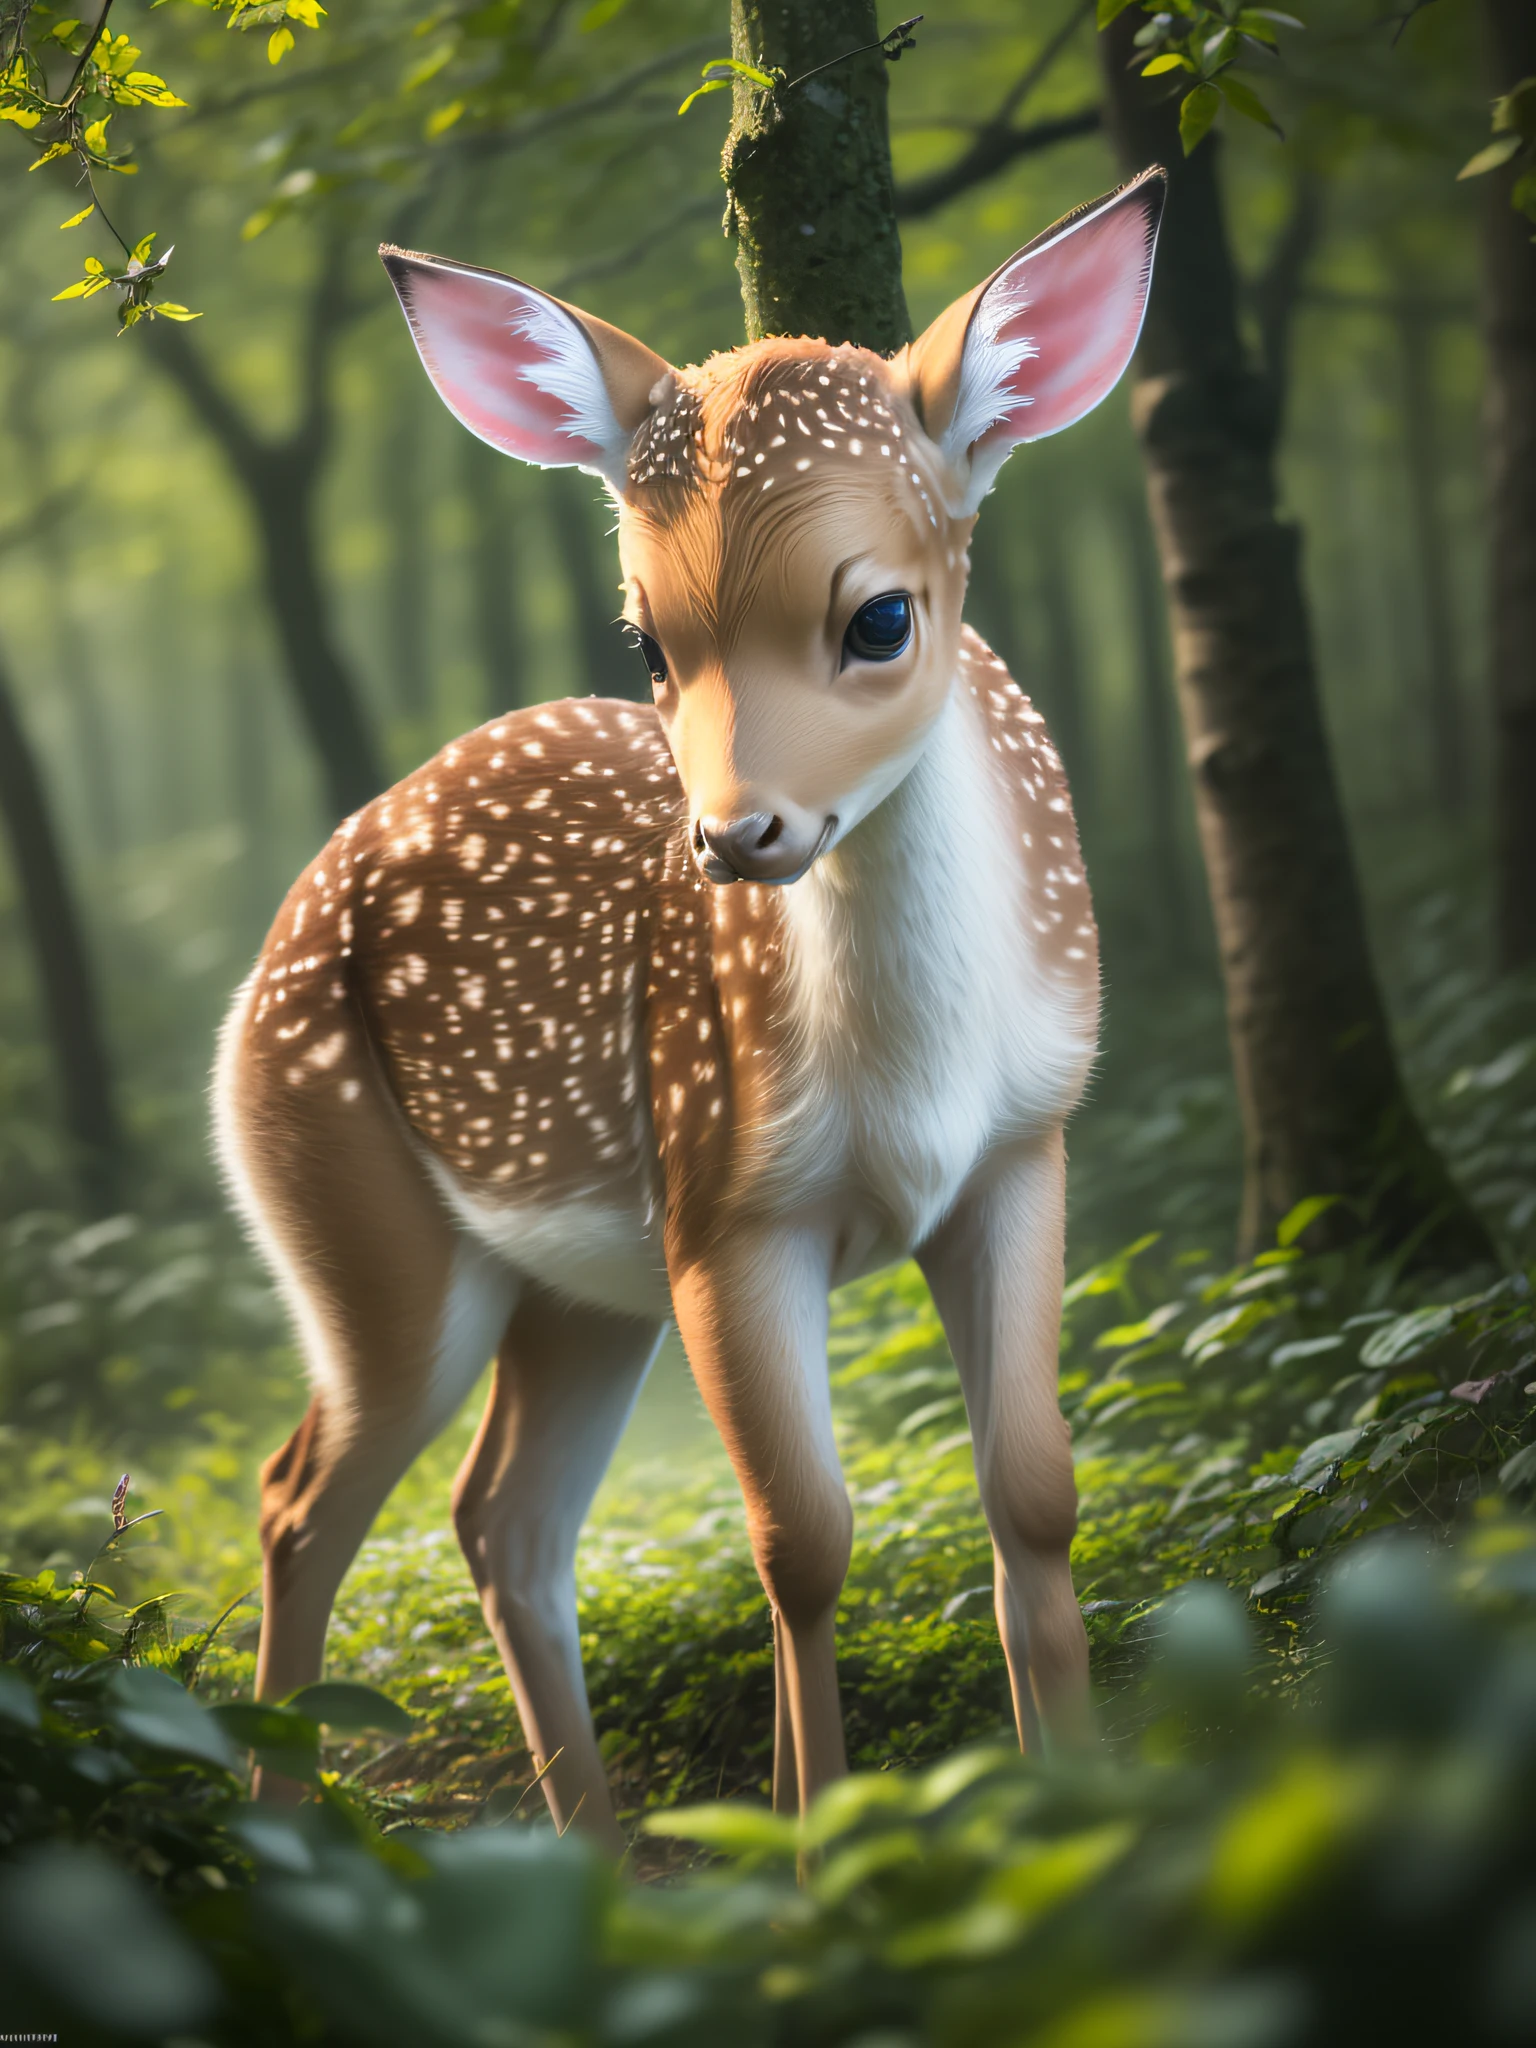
[{"left": 2, "top": 0, "right": 1535, "bottom": 2042}]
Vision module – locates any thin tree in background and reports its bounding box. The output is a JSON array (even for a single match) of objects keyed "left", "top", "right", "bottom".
[
  {"left": 460, "top": 433, "right": 526, "bottom": 719},
  {"left": 153, "top": 239, "right": 385, "bottom": 823},
  {"left": 1480, "top": 0, "right": 1536, "bottom": 969},
  {"left": 1394, "top": 294, "right": 1467, "bottom": 818},
  {"left": 0, "top": 637, "right": 121, "bottom": 1212},
  {"left": 1118, "top": 490, "right": 1187, "bottom": 961},
  {"left": 1095, "top": 15, "right": 1491, "bottom": 1268},
  {"left": 381, "top": 375, "right": 432, "bottom": 728},
  {"left": 546, "top": 470, "right": 645, "bottom": 702}
]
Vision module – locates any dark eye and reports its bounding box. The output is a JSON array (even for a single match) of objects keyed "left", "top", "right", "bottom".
[
  {"left": 842, "top": 593, "right": 912, "bottom": 666},
  {"left": 625, "top": 626, "right": 668, "bottom": 686}
]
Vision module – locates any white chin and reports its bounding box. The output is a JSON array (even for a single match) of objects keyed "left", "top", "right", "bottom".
[{"left": 825, "top": 706, "right": 947, "bottom": 850}]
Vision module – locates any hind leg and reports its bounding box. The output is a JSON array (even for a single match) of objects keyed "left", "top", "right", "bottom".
[
  {"left": 217, "top": 981, "right": 515, "bottom": 1780},
  {"left": 255, "top": 1241, "right": 514, "bottom": 1715},
  {"left": 452, "top": 1286, "right": 663, "bottom": 1852}
]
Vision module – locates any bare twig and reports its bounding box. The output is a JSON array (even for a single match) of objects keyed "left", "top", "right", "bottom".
[{"left": 892, "top": 1, "right": 1099, "bottom": 220}]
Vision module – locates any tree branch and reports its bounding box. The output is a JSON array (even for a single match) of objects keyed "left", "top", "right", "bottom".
[
  {"left": 891, "top": 0, "right": 1099, "bottom": 220},
  {"left": 894, "top": 107, "right": 1100, "bottom": 218},
  {"left": 1249, "top": 171, "right": 1324, "bottom": 423}
]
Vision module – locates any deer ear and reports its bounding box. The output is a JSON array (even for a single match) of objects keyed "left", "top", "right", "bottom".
[
  {"left": 902, "top": 167, "right": 1166, "bottom": 513},
  {"left": 379, "top": 246, "right": 673, "bottom": 493}
]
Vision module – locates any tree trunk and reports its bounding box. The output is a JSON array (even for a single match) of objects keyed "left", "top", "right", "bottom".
[
  {"left": 1028, "top": 488, "right": 1096, "bottom": 830},
  {"left": 1097, "top": 19, "right": 1492, "bottom": 1269},
  {"left": 382, "top": 387, "right": 431, "bottom": 724},
  {"left": 0, "top": 642, "right": 121, "bottom": 1212},
  {"left": 248, "top": 458, "right": 386, "bottom": 820},
  {"left": 724, "top": 0, "right": 909, "bottom": 350},
  {"left": 154, "top": 273, "right": 385, "bottom": 827},
  {"left": 1395, "top": 301, "right": 1467, "bottom": 818},
  {"left": 1119, "top": 490, "right": 1187, "bottom": 961},
  {"left": 45, "top": 555, "right": 122, "bottom": 859},
  {"left": 461, "top": 434, "right": 526, "bottom": 718},
  {"left": 546, "top": 471, "right": 643, "bottom": 702},
  {"left": 1483, "top": 0, "right": 1536, "bottom": 969}
]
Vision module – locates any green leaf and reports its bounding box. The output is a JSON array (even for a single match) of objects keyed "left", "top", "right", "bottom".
[
  {"left": 1142, "top": 53, "right": 1193, "bottom": 76},
  {"left": 1096, "top": 0, "right": 1141, "bottom": 24},
  {"left": 153, "top": 303, "right": 203, "bottom": 321},
  {"left": 1216, "top": 72, "right": 1282, "bottom": 137},
  {"left": 107, "top": 1666, "right": 237, "bottom": 1770},
  {"left": 1095, "top": 1302, "right": 1185, "bottom": 1351},
  {"left": 677, "top": 77, "right": 731, "bottom": 116},
  {"left": 1276, "top": 1194, "right": 1340, "bottom": 1248},
  {"left": 59, "top": 202, "right": 95, "bottom": 229},
  {"left": 1458, "top": 135, "right": 1523, "bottom": 181},
  {"left": 1179, "top": 82, "right": 1221, "bottom": 155},
  {"left": 1499, "top": 1442, "right": 1536, "bottom": 1494},
  {"left": 0, "top": 1665, "right": 40, "bottom": 1729},
  {"left": 210, "top": 1700, "right": 319, "bottom": 1780},
  {"left": 282, "top": 1680, "right": 414, "bottom": 1735},
  {"left": 643, "top": 1802, "right": 798, "bottom": 1856}
]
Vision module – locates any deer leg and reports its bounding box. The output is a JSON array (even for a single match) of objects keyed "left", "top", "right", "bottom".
[
  {"left": 451, "top": 1285, "right": 663, "bottom": 1854},
  {"left": 669, "top": 1226, "right": 851, "bottom": 1816},
  {"left": 918, "top": 1132, "right": 1091, "bottom": 1752},
  {"left": 253, "top": 1242, "right": 517, "bottom": 1797}
]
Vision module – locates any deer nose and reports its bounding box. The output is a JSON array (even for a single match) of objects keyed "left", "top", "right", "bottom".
[
  {"left": 693, "top": 813, "right": 783, "bottom": 883},
  {"left": 691, "top": 812, "right": 836, "bottom": 885}
]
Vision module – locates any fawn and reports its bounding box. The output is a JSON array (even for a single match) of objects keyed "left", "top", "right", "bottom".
[{"left": 217, "top": 168, "right": 1165, "bottom": 1847}]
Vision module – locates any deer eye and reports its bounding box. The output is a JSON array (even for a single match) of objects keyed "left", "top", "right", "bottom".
[
  {"left": 625, "top": 626, "right": 668, "bottom": 686},
  {"left": 842, "top": 593, "right": 912, "bottom": 667}
]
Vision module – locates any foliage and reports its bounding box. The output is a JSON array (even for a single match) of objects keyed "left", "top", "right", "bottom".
[
  {"left": 2, "top": 0, "right": 325, "bottom": 320},
  {"left": 676, "top": 14, "right": 923, "bottom": 118},
  {"left": 1459, "top": 72, "right": 1536, "bottom": 226},
  {"left": 1096, "top": 0, "right": 1304, "bottom": 153},
  {"left": 4, "top": 1495, "right": 1536, "bottom": 2045}
]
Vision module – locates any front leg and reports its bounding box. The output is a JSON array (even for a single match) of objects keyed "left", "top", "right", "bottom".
[
  {"left": 918, "top": 1131, "right": 1091, "bottom": 1752},
  {"left": 667, "top": 1223, "right": 852, "bottom": 1815}
]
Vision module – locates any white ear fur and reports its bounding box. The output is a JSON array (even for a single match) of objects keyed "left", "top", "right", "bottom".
[
  {"left": 380, "top": 247, "right": 670, "bottom": 494},
  {"left": 913, "top": 168, "right": 1167, "bottom": 515}
]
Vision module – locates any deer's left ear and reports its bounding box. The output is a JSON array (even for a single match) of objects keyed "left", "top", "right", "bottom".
[
  {"left": 900, "top": 166, "right": 1166, "bottom": 514},
  {"left": 380, "top": 245, "right": 673, "bottom": 494}
]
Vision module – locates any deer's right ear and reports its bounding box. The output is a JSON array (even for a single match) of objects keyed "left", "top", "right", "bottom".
[
  {"left": 898, "top": 167, "right": 1166, "bottom": 514},
  {"left": 380, "top": 246, "right": 672, "bottom": 493}
]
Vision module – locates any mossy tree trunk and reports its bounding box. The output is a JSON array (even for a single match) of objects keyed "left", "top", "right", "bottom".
[
  {"left": 1097, "top": 18, "right": 1492, "bottom": 1269},
  {"left": 723, "top": 0, "right": 909, "bottom": 350}
]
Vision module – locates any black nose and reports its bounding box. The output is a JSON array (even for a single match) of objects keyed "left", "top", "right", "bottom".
[{"left": 693, "top": 813, "right": 785, "bottom": 883}]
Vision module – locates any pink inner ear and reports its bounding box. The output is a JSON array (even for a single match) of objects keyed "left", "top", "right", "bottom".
[
  {"left": 977, "top": 186, "right": 1160, "bottom": 448},
  {"left": 388, "top": 257, "right": 610, "bottom": 470}
]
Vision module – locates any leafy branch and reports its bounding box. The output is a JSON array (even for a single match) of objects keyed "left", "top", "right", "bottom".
[
  {"left": 1098, "top": 0, "right": 1303, "bottom": 155},
  {"left": 678, "top": 13, "right": 923, "bottom": 118},
  {"left": 2, "top": 0, "right": 326, "bottom": 326},
  {"left": 1458, "top": 74, "right": 1536, "bottom": 228}
]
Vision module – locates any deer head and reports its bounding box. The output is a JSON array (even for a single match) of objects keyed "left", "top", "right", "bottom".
[{"left": 381, "top": 167, "right": 1163, "bottom": 886}]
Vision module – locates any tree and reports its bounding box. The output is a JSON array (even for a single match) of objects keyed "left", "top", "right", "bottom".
[
  {"left": 0, "top": 633, "right": 122, "bottom": 1212},
  {"left": 152, "top": 239, "right": 385, "bottom": 822},
  {"left": 723, "top": 1, "right": 910, "bottom": 353},
  {"left": 1094, "top": 11, "right": 1492, "bottom": 1268},
  {"left": 1478, "top": 0, "right": 1536, "bottom": 968}
]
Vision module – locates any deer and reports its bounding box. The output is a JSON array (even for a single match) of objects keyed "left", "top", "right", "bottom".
[{"left": 215, "top": 167, "right": 1166, "bottom": 1851}]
